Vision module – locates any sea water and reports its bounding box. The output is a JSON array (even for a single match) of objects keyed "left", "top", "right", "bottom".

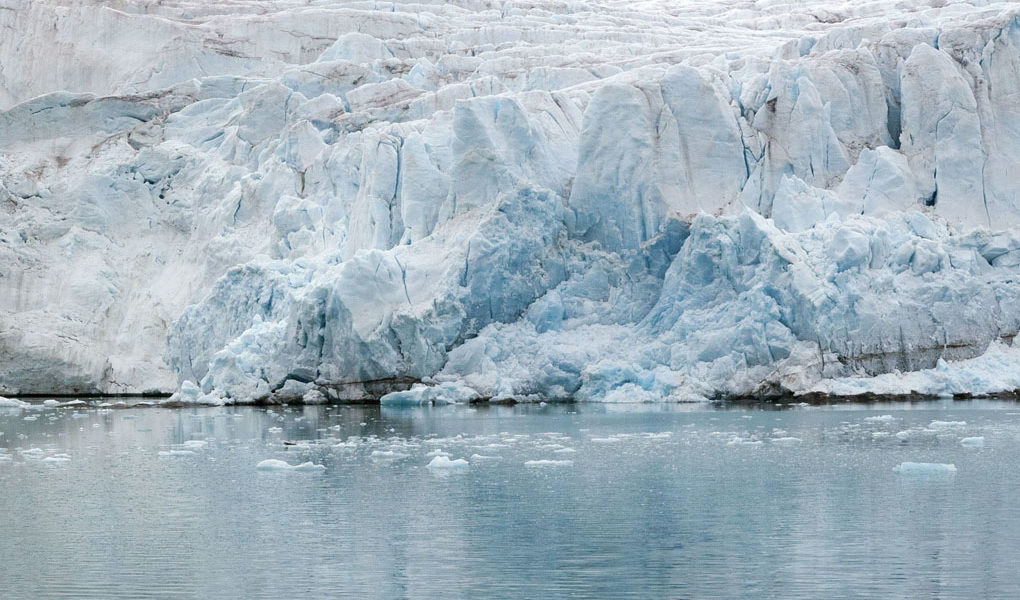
[{"left": 2, "top": 399, "right": 1019, "bottom": 598}]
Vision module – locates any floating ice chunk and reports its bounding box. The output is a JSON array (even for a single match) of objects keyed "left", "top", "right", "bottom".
[
  {"left": 43, "top": 400, "right": 60, "bottom": 407},
  {"left": 524, "top": 459, "right": 573, "bottom": 467},
  {"left": 159, "top": 449, "right": 196, "bottom": 457},
  {"left": 0, "top": 397, "right": 29, "bottom": 408},
  {"left": 256, "top": 459, "right": 326, "bottom": 472},
  {"left": 771, "top": 437, "right": 803, "bottom": 445},
  {"left": 865, "top": 415, "right": 897, "bottom": 423},
  {"left": 19, "top": 448, "right": 45, "bottom": 458},
  {"left": 893, "top": 462, "right": 957, "bottom": 475},
  {"left": 553, "top": 447, "right": 577, "bottom": 454},
  {"left": 929, "top": 421, "right": 967, "bottom": 430},
  {"left": 41, "top": 455, "right": 70, "bottom": 463},
  {"left": 371, "top": 450, "right": 408, "bottom": 459},
  {"left": 960, "top": 437, "right": 985, "bottom": 448},
  {"left": 426, "top": 456, "right": 469, "bottom": 469},
  {"left": 182, "top": 440, "right": 208, "bottom": 449},
  {"left": 469, "top": 454, "right": 499, "bottom": 461},
  {"left": 590, "top": 437, "right": 621, "bottom": 444}
]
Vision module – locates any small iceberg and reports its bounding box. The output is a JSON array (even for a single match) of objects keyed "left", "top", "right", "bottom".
[
  {"left": 256, "top": 459, "right": 326, "bottom": 472},
  {"left": 960, "top": 436, "right": 985, "bottom": 448},
  {"left": 893, "top": 462, "right": 957, "bottom": 475},
  {"left": 426, "top": 456, "right": 469, "bottom": 469}
]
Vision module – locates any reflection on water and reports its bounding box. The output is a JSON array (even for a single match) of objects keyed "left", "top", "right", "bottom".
[{"left": 2, "top": 399, "right": 1020, "bottom": 599}]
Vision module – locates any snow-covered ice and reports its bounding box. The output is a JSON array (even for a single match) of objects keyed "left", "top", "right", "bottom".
[{"left": 4, "top": 0, "right": 1020, "bottom": 403}]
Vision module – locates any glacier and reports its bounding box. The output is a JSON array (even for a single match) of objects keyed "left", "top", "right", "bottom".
[{"left": 3, "top": 0, "right": 1020, "bottom": 403}]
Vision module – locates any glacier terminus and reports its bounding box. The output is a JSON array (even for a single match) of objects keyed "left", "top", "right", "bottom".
[{"left": 3, "top": 0, "right": 1020, "bottom": 404}]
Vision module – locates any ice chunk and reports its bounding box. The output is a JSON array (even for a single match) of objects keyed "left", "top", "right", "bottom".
[
  {"left": 426, "top": 456, "right": 469, "bottom": 469},
  {"left": 893, "top": 462, "right": 957, "bottom": 475},
  {"left": 960, "top": 437, "right": 985, "bottom": 448},
  {"left": 371, "top": 450, "right": 408, "bottom": 460},
  {"left": 0, "top": 397, "right": 29, "bottom": 408},
  {"left": 524, "top": 459, "right": 573, "bottom": 467},
  {"left": 159, "top": 450, "right": 196, "bottom": 457},
  {"left": 256, "top": 459, "right": 326, "bottom": 472},
  {"left": 380, "top": 382, "right": 479, "bottom": 406},
  {"left": 864, "top": 415, "right": 897, "bottom": 423}
]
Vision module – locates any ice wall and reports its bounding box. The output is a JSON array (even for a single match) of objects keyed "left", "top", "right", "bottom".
[{"left": 2, "top": 0, "right": 1020, "bottom": 401}]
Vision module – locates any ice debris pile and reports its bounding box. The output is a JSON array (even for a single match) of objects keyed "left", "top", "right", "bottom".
[{"left": 3, "top": 0, "right": 1020, "bottom": 402}]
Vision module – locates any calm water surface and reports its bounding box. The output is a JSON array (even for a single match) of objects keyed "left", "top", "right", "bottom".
[{"left": 2, "top": 399, "right": 1019, "bottom": 599}]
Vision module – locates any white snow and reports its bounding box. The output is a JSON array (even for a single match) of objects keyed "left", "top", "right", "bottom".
[
  {"left": 256, "top": 459, "right": 326, "bottom": 472},
  {"left": 4, "top": 0, "right": 1020, "bottom": 402}
]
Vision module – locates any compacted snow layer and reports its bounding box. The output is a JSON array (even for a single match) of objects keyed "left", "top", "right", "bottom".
[{"left": 3, "top": 0, "right": 1020, "bottom": 401}]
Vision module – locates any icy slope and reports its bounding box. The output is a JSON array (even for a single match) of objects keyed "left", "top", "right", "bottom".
[{"left": 2, "top": 0, "right": 1020, "bottom": 401}]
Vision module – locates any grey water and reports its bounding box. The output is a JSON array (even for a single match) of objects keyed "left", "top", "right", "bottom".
[{"left": 2, "top": 399, "right": 1019, "bottom": 599}]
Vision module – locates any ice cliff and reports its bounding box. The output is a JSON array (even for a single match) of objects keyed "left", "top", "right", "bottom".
[{"left": 3, "top": 0, "right": 1020, "bottom": 402}]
